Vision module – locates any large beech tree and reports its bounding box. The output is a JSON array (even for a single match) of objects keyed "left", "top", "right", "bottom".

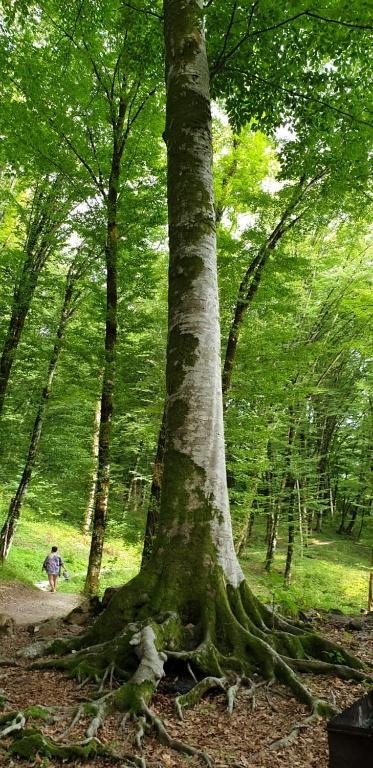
[{"left": 5, "top": 3, "right": 370, "bottom": 763}]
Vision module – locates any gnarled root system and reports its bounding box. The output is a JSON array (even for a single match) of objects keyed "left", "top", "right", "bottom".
[{"left": 2, "top": 572, "right": 371, "bottom": 764}]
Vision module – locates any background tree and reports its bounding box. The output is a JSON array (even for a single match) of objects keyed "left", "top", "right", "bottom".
[{"left": 0, "top": 252, "right": 86, "bottom": 560}]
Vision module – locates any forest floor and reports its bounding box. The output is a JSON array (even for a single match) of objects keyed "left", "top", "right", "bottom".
[{"left": 0, "top": 595, "right": 372, "bottom": 768}]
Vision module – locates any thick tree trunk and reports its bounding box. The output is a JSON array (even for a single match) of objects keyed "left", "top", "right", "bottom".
[
  {"left": 148, "top": 0, "right": 242, "bottom": 594},
  {"left": 0, "top": 262, "right": 78, "bottom": 561},
  {"left": 140, "top": 145, "right": 321, "bottom": 563},
  {"left": 0, "top": 180, "right": 63, "bottom": 420}
]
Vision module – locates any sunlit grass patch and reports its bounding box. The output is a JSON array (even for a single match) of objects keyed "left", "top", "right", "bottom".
[
  {"left": 0, "top": 508, "right": 141, "bottom": 594},
  {"left": 240, "top": 520, "right": 371, "bottom": 614}
]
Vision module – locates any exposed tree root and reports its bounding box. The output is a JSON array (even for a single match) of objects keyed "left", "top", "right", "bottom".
[
  {"left": 0, "top": 712, "right": 26, "bottom": 738},
  {"left": 269, "top": 714, "right": 318, "bottom": 751},
  {"left": 175, "top": 676, "right": 226, "bottom": 719},
  {"left": 226, "top": 676, "right": 241, "bottom": 714},
  {"left": 8, "top": 728, "right": 141, "bottom": 765},
  {"left": 2, "top": 571, "right": 371, "bottom": 764},
  {"left": 142, "top": 701, "right": 212, "bottom": 766},
  {"left": 282, "top": 656, "right": 373, "bottom": 681}
]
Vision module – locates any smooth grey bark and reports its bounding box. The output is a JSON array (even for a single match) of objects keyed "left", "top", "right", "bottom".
[
  {"left": 0, "top": 260, "right": 80, "bottom": 561},
  {"left": 149, "top": 0, "right": 242, "bottom": 589},
  {"left": 140, "top": 164, "right": 325, "bottom": 564},
  {"left": 61, "top": 4, "right": 366, "bottom": 723}
]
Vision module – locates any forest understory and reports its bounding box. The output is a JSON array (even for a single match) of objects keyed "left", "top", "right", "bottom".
[{"left": 0, "top": 600, "right": 371, "bottom": 768}]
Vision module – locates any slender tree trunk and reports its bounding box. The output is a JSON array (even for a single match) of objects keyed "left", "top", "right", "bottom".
[
  {"left": 266, "top": 416, "right": 295, "bottom": 571},
  {"left": 0, "top": 180, "right": 63, "bottom": 420},
  {"left": 265, "top": 508, "right": 273, "bottom": 545},
  {"left": 83, "top": 387, "right": 102, "bottom": 534},
  {"left": 265, "top": 505, "right": 280, "bottom": 572},
  {"left": 355, "top": 506, "right": 365, "bottom": 542},
  {"left": 236, "top": 498, "right": 257, "bottom": 556},
  {"left": 0, "top": 262, "right": 78, "bottom": 561},
  {"left": 296, "top": 478, "right": 304, "bottom": 557},
  {"left": 314, "top": 414, "right": 336, "bottom": 532},
  {"left": 329, "top": 487, "right": 334, "bottom": 519},
  {"left": 221, "top": 176, "right": 320, "bottom": 399},
  {"left": 84, "top": 62, "right": 155, "bottom": 594},
  {"left": 345, "top": 503, "right": 359, "bottom": 535},
  {"left": 368, "top": 548, "right": 373, "bottom": 612},
  {"left": 284, "top": 494, "right": 295, "bottom": 586},
  {"left": 84, "top": 157, "right": 120, "bottom": 595},
  {"left": 126, "top": 442, "right": 144, "bottom": 515},
  {"left": 141, "top": 407, "right": 166, "bottom": 566},
  {"left": 337, "top": 498, "right": 350, "bottom": 534}
]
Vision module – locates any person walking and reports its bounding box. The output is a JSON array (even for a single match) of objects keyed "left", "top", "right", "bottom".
[{"left": 42, "top": 546, "right": 65, "bottom": 593}]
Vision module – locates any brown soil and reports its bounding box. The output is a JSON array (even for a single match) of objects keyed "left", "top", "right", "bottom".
[
  {"left": 0, "top": 581, "right": 81, "bottom": 625},
  {"left": 0, "top": 599, "right": 371, "bottom": 768}
]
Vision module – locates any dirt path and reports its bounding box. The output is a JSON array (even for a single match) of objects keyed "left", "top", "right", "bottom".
[{"left": 0, "top": 581, "right": 81, "bottom": 625}]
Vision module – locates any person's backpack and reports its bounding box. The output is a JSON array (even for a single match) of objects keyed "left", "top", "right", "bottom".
[{"left": 42, "top": 554, "right": 58, "bottom": 572}]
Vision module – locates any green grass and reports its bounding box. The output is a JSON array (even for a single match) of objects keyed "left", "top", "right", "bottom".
[
  {"left": 0, "top": 508, "right": 371, "bottom": 614},
  {"left": 0, "top": 509, "right": 141, "bottom": 595},
  {"left": 240, "top": 521, "right": 372, "bottom": 615}
]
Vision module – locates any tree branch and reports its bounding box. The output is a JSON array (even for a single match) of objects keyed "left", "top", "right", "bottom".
[
  {"left": 81, "top": 38, "right": 113, "bottom": 107},
  {"left": 122, "top": 85, "right": 157, "bottom": 151},
  {"left": 305, "top": 11, "right": 373, "bottom": 30},
  {"left": 230, "top": 69, "right": 373, "bottom": 129},
  {"left": 211, "top": 10, "right": 372, "bottom": 75},
  {"left": 212, "top": 1, "right": 238, "bottom": 75},
  {"left": 122, "top": 1, "right": 163, "bottom": 20},
  {"left": 110, "top": 38, "right": 127, "bottom": 104},
  {"left": 48, "top": 119, "right": 106, "bottom": 198}
]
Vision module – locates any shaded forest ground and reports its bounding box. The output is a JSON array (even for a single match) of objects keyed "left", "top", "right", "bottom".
[
  {"left": 0, "top": 509, "right": 371, "bottom": 613},
  {"left": 0, "top": 605, "right": 372, "bottom": 768},
  {"left": 0, "top": 511, "right": 372, "bottom": 766}
]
